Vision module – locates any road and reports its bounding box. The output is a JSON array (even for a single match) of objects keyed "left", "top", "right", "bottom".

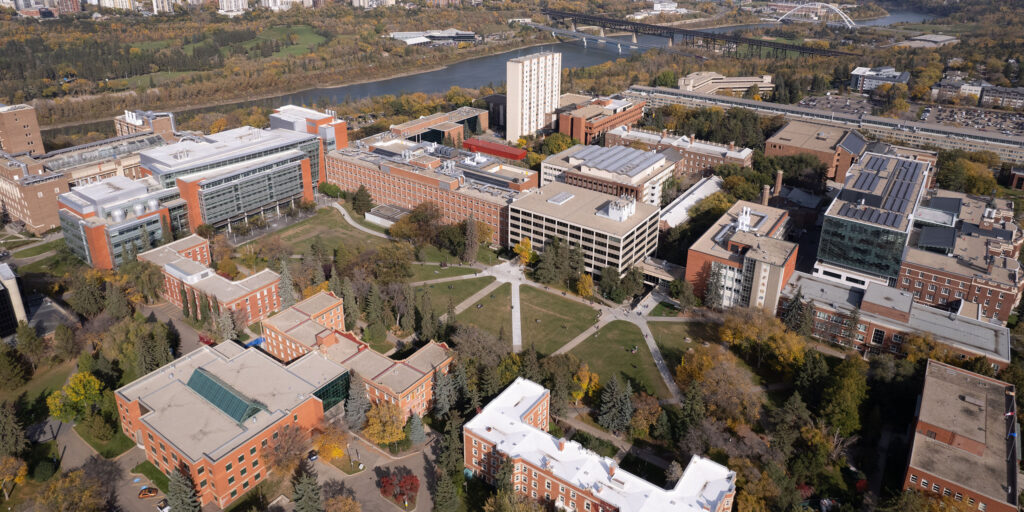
[{"left": 139, "top": 301, "right": 203, "bottom": 354}]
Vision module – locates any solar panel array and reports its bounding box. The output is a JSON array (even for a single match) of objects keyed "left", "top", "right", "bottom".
[
  {"left": 835, "top": 155, "right": 926, "bottom": 230},
  {"left": 572, "top": 145, "right": 664, "bottom": 178}
]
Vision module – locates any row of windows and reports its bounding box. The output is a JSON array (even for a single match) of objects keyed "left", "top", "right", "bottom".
[{"left": 907, "top": 475, "right": 985, "bottom": 510}]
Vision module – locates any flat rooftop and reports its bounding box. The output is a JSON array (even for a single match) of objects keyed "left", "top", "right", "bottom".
[
  {"left": 272, "top": 104, "right": 334, "bottom": 122},
  {"left": 567, "top": 145, "right": 671, "bottom": 180},
  {"left": 39, "top": 133, "right": 166, "bottom": 173},
  {"left": 510, "top": 182, "right": 659, "bottom": 237},
  {"left": 826, "top": 153, "right": 930, "bottom": 232},
  {"left": 138, "top": 243, "right": 280, "bottom": 303},
  {"left": 606, "top": 126, "right": 753, "bottom": 160},
  {"left": 782, "top": 272, "right": 1010, "bottom": 363},
  {"left": 465, "top": 378, "right": 735, "bottom": 512},
  {"left": 767, "top": 120, "right": 846, "bottom": 154},
  {"left": 263, "top": 292, "right": 341, "bottom": 349},
  {"left": 910, "top": 361, "right": 1017, "bottom": 505},
  {"left": 116, "top": 345, "right": 346, "bottom": 462},
  {"left": 689, "top": 200, "right": 795, "bottom": 267},
  {"left": 140, "top": 127, "right": 315, "bottom": 176}
]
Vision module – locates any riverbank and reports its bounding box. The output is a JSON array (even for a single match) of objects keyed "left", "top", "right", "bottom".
[{"left": 38, "top": 38, "right": 558, "bottom": 133}]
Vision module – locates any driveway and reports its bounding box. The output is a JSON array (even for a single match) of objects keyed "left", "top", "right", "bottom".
[
  {"left": 139, "top": 301, "right": 202, "bottom": 354},
  {"left": 314, "top": 436, "right": 436, "bottom": 512}
]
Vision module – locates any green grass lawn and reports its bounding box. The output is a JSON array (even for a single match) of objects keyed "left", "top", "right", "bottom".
[
  {"left": 0, "top": 237, "right": 35, "bottom": 250},
  {"left": 416, "top": 244, "right": 453, "bottom": 264},
  {"left": 18, "top": 250, "right": 85, "bottom": 276},
  {"left": 13, "top": 239, "right": 64, "bottom": 258},
  {"left": 74, "top": 425, "right": 134, "bottom": 459},
  {"left": 337, "top": 201, "right": 389, "bottom": 235},
  {"left": 456, "top": 283, "right": 511, "bottom": 339},
  {"left": 647, "top": 322, "right": 718, "bottom": 371},
  {"left": 409, "top": 263, "right": 478, "bottom": 282},
  {"left": 1, "top": 361, "right": 75, "bottom": 426},
  {"left": 476, "top": 246, "right": 501, "bottom": 266},
  {"left": 130, "top": 39, "right": 173, "bottom": 51},
  {"left": 415, "top": 276, "right": 495, "bottom": 313},
  {"left": 649, "top": 302, "right": 682, "bottom": 317},
  {"left": 329, "top": 453, "right": 364, "bottom": 475},
  {"left": 570, "top": 321, "right": 670, "bottom": 399},
  {"left": 520, "top": 286, "right": 598, "bottom": 356},
  {"left": 132, "top": 461, "right": 169, "bottom": 493},
  {"left": 262, "top": 208, "right": 385, "bottom": 256}
]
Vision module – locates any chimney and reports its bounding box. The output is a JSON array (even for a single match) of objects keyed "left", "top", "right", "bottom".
[
  {"left": 774, "top": 169, "right": 783, "bottom": 197},
  {"left": 558, "top": 439, "right": 566, "bottom": 451},
  {"left": 729, "top": 141, "right": 735, "bottom": 151},
  {"left": 608, "top": 463, "right": 616, "bottom": 477},
  {"left": 661, "top": 129, "right": 667, "bottom": 138},
  {"left": 690, "top": 133, "right": 696, "bottom": 143},
  {"left": 761, "top": 184, "right": 771, "bottom": 206}
]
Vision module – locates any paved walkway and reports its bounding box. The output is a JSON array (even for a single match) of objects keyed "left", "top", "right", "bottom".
[
  {"left": 138, "top": 301, "right": 203, "bottom": 354},
  {"left": 510, "top": 282, "right": 522, "bottom": 352},
  {"left": 314, "top": 435, "right": 436, "bottom": 512},
  {"left": 331, "top": 203, "right": 392, "bottom": 240},
  {"left": 635, "top": 320, "right": 683, "bottom": 403}
]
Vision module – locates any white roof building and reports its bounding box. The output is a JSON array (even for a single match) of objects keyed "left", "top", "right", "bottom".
[{"left": 465, "top": 378, "right": 736, "bottom": 512}]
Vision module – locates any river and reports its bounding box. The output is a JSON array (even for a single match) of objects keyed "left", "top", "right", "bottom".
[{"left": 41, "top": 9, "right": 930, "bottom": 140}]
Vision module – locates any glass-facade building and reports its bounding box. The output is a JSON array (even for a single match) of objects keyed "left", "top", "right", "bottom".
[{"left": 817, "top": 215, "right": 909, "bottom": 280}]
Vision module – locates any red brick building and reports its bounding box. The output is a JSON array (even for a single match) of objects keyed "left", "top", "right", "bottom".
[
  {"left": 464, "top": 378, "right": 736, "bottom": 512},
  {"left": 326, "top": 137, "right": 539, "bottom": 246},
  {"left": 262, "top": 291, "right": 454, "bottom": 418},
  {"left": 556, "top": 96, "right": 645, "bottom": 145},
  {"left": 115, "top": 343, "right": 349, "bottom": 508},
  {"left": 902, "top": 360, "right": 1018, "bottom": 512},
  {"left": 897, "top": 192, "right": 1024, "bottom": 322},
  {"left": 685, "top": 201, "right": 797, "bottom": 312},
  {"left": 782, "top": 271, "right": 1011, "bottom": 369},
  {"left": 138, "top": 235, "right": 281, "bottom": 325}
]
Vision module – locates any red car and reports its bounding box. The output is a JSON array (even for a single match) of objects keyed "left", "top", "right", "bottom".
[{"left": 199, "top": 334, "right": 215, "bottom": 346}]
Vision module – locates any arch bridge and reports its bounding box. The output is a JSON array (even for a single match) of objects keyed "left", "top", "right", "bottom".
[{"left": 776, "top": 3, "right": 857, "bottom": 29}]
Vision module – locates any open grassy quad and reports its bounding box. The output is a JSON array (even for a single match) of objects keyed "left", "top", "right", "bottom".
[
  {"left": 415, "top": 276, "right": 496, "bottom": 313},
  {"left": 520, "top": 286, "right": 598, "bottom": 356},
  {"left": 456, "top": 283, "right": 511, "bottom": 339},
  {"left": 12, "top": 238, "right": 64, "bottom": 258},
  {"left": 409, "top": 263, "right": 478, "bottom": 282},
  {"left": 570, "top": 321, "right": 670, "bottom": 399},
  {"left": 649, "top": 301, "right": 682, "bottom": 317},
  {"left": 269, "top": 208, "right": 385, "bottom": 255},
  {"left": 647, "top": 322, "right": 719, "bottom": 371}
]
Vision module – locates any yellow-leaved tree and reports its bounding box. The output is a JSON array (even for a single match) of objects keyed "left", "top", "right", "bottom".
[
  {"left": 314, "top": 420, "right": 349, "bottom": 462},
  {"left": 363, "top": 402, "right": 406, "bottom": 447},
  {"left": 570, "top": 364, "right": 599, "bottom": 405},
  {"left": 0, "top": 456, "right": 26, "bottom": 500}
]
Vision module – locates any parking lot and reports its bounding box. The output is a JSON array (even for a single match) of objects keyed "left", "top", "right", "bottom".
[{"left": 797, "top": 93, "right": 1024, "bottom": 136}]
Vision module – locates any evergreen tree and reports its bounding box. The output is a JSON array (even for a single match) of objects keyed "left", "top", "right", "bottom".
[
  {"left": 341, "top": 277, "right": 358, "bottom": 331},
  {"left": 678, "top": 383, "right": 706, "bottom": 434},
  {"left": 462, "top": 216, "right": 479, "bottom": 263},
  {"left": 15, "top": 322, "right": 44, "bottom": 371},
  {"left": 620, "top": 267, "right": 644, "bottom": 299},
  {"left": 167, "top": 468, "right": 201, "bottom": 512},
  {"left": 0, "top": 406, "right": 27, "bottom": 457},
  {"left": 480, "top": 365, "right": 500, "bottom": 399},
  {"left": 105, "top": 282, "right": 131, "bottom": 319},
  {"left": 432, "top": 370, "right": 454, "bottom": 417},
  {"left": 519, "top": 347, "right": 542, "bottom": 382},
  {"left": 365, "top": 283, "right": 384, "bottom": 324},
  {"left": 188, "top": 291, "right": 198, "bottom": 323},
  {"left": 53, "top": 324, "right": 78, "bottom": 362},
  {"left": 180, "top": 285, "right": 190, "bottom": 318},
  {"left": 0, "top": 202, "right": 9, "bottom": 228},
  {"left": 439, "top": 411, "right": 464, "bottom": 475},
  {"left": 704, "top": 265, "right": 724, "bottom": 309},
  {"left": 344, "top": 372, "right": 371, "bottom": 430},
  {"left": 782, "top": 288, "right": 812, "bottom": 335},
  {"left": 291, "top": 462, "right": 322, "bottom": 512},
  {"left": 218, "top": 310, "right": 236, "bottom": 341},
  {"left": 652, "top": 410, "right": 672, "bottom": 441},
  {"left": 407, "top": 414, "right": 426, "bottom": 445},
  {"left": 311, "top": 259, "right": 326, "bottom": 284},
  {"left": 279, "top": 262, "right": 298, "bottom": 308},
  {"left": 495, "top": 459, "right": 515, "bottom": 494},
  {"left": 140, "top": 227, "right": 152, "bottom": 251},
  {"left": 845, "top": 308, "right": 861, "bottom": 340},
  {"left": 160, "top": 216, "right": 173, "bottom": 245},
  {"left": 432, "top": 472, "right": 459, "bottom": 512},
  {"left": 68, "top": 274, "right": 105, "bottom": 318},
  {"left": 597, "top": 376, "right": 634, "bottom": 435},
  {"left": 199, "top": 294, "right": 211, "bottom": 325},
  {"left": 599, "top": 266, "right": 624, "bottom": 302},
  {"left": 0, "top": 349, "right": 24, "bottom": 388},
  {"left": 446, "top": 296, "right": 456, "bottom": 324},
  {"left": 351, "top": 185, "right": 373, "bottom": 215},
  {"left": 795, "top": 351, "right": 829, "bottom": 412},
  {"left": 137, "top": 329, "right": 173, "bottom": 375},
  {"left": 328, "top": 266, "right": 343, "bottom": 297}
]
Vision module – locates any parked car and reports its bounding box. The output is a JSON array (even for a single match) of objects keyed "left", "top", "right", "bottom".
[
  {"left": 138, "top": 487, "right": 158, "bottom": 499},
  {"left": 307, "top": 449, "right": 319, "bottom": 461},
  {"left": 199, "top": 334, "right": 215, "bottom": 346},
  {"left": 155, "top": 498, "right": 170, "bottom": 512}
]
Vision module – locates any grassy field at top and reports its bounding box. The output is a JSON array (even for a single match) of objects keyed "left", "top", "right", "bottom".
[
  {"left": 415, "top": 276, "right": 496, "bottom": 313},
  {"left": 456, "top": 282, "right": 511, "bottom": 340},
  {"left": 409, "top": 264, "right": 478, "bottom": 282},
  {"left": 570, "top": 320, "right": 670, "bottom": 399},
  {"left": 270, "top": 208, "right": 385, "bottom": 255},
  {"left": 13, "top": 239, "right": 64, "bottom": 258},
  {"left": 520, "top": 286, "right": 598, "bottom": 356},
  {"left": 647, "top": 322, "right": 719, "bottom": 371}
]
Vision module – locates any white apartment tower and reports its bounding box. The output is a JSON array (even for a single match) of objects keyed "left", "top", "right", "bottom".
[
  {"left": 217, "top": 0, "right": 246, "bottom": 15},
  {"left": 506, "top": 52, "right": 561, "bottom": 143}
]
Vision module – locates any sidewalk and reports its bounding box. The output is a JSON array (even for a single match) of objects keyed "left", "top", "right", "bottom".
[{"left": 331, "top": 203, "right": 392, "bottom": 241}]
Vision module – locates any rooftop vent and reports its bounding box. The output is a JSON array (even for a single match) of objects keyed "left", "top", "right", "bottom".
[{"left": 548, "top": 191, "right": 574, "bottom": 205}]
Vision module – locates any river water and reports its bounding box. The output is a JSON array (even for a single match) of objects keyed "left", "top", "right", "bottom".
[{"left": 42, "top": 9, "right": 930, "bottom": 139}]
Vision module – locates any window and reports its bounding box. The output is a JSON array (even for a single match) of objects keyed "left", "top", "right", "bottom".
[
  {"left": 200, "top": 480, "right": 207, "bottom": 488},
  {"left": 252, "top": 460, "right": 259, "bottom": 468},
  {"left": 979, "top": 503, "right": 986, "bottom": 511},
  {"left": 871, "top": 329, "right": 885, "bottom": 345},
  {"left": 545, "top": 481, "right": 551, "bottom": 490},
  {"left": 197, "top": 466, "right": 205, "bottom": 475},
  {"left": 892, "top": 334, "right": 904, "bottom": 344},
  {"left": 228, "top": 476, "right": 235, "bottom": 485},
  {"left": 902, "top": 278, "right": 910, "bottom": 285},
  {"left": 921, "top": 479, "right": 928, "bottom": 488},
  {"left": 909, "top": 475, "right": 918, "bottom": 484},
  {"left": 943, "top": 489, "right": 951, "bottom": 497},
  {"left": 955, "top": 493, "right": 963, "bottom": 501},
  {"left": 932, "top": 483, "right": 940, "bottom": 492},
  {"left": 242, "top": 481, "right": 249, "bottom": 490},
  {"left": 238, "top": 455, "right": 244, "bottom": 463},
  {"left": 273, "top": 431, "right": 279, "bottom": 440},
  {"left": 226, "top": 463, "right": 233, "bottom": 472},
  {"left": 250, "top": 447, "right": 256, "bottom": 455},
  {"left": 240, "top": 468, "right": 247, "bottom": 476}
]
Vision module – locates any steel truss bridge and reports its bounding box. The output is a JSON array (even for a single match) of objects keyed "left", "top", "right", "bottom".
[
  {"left": 541, "top": 9, "right": 855, "bottom": 58},
  {"left": 523, "top": 22, "right": 707, "bottom": 60}
]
